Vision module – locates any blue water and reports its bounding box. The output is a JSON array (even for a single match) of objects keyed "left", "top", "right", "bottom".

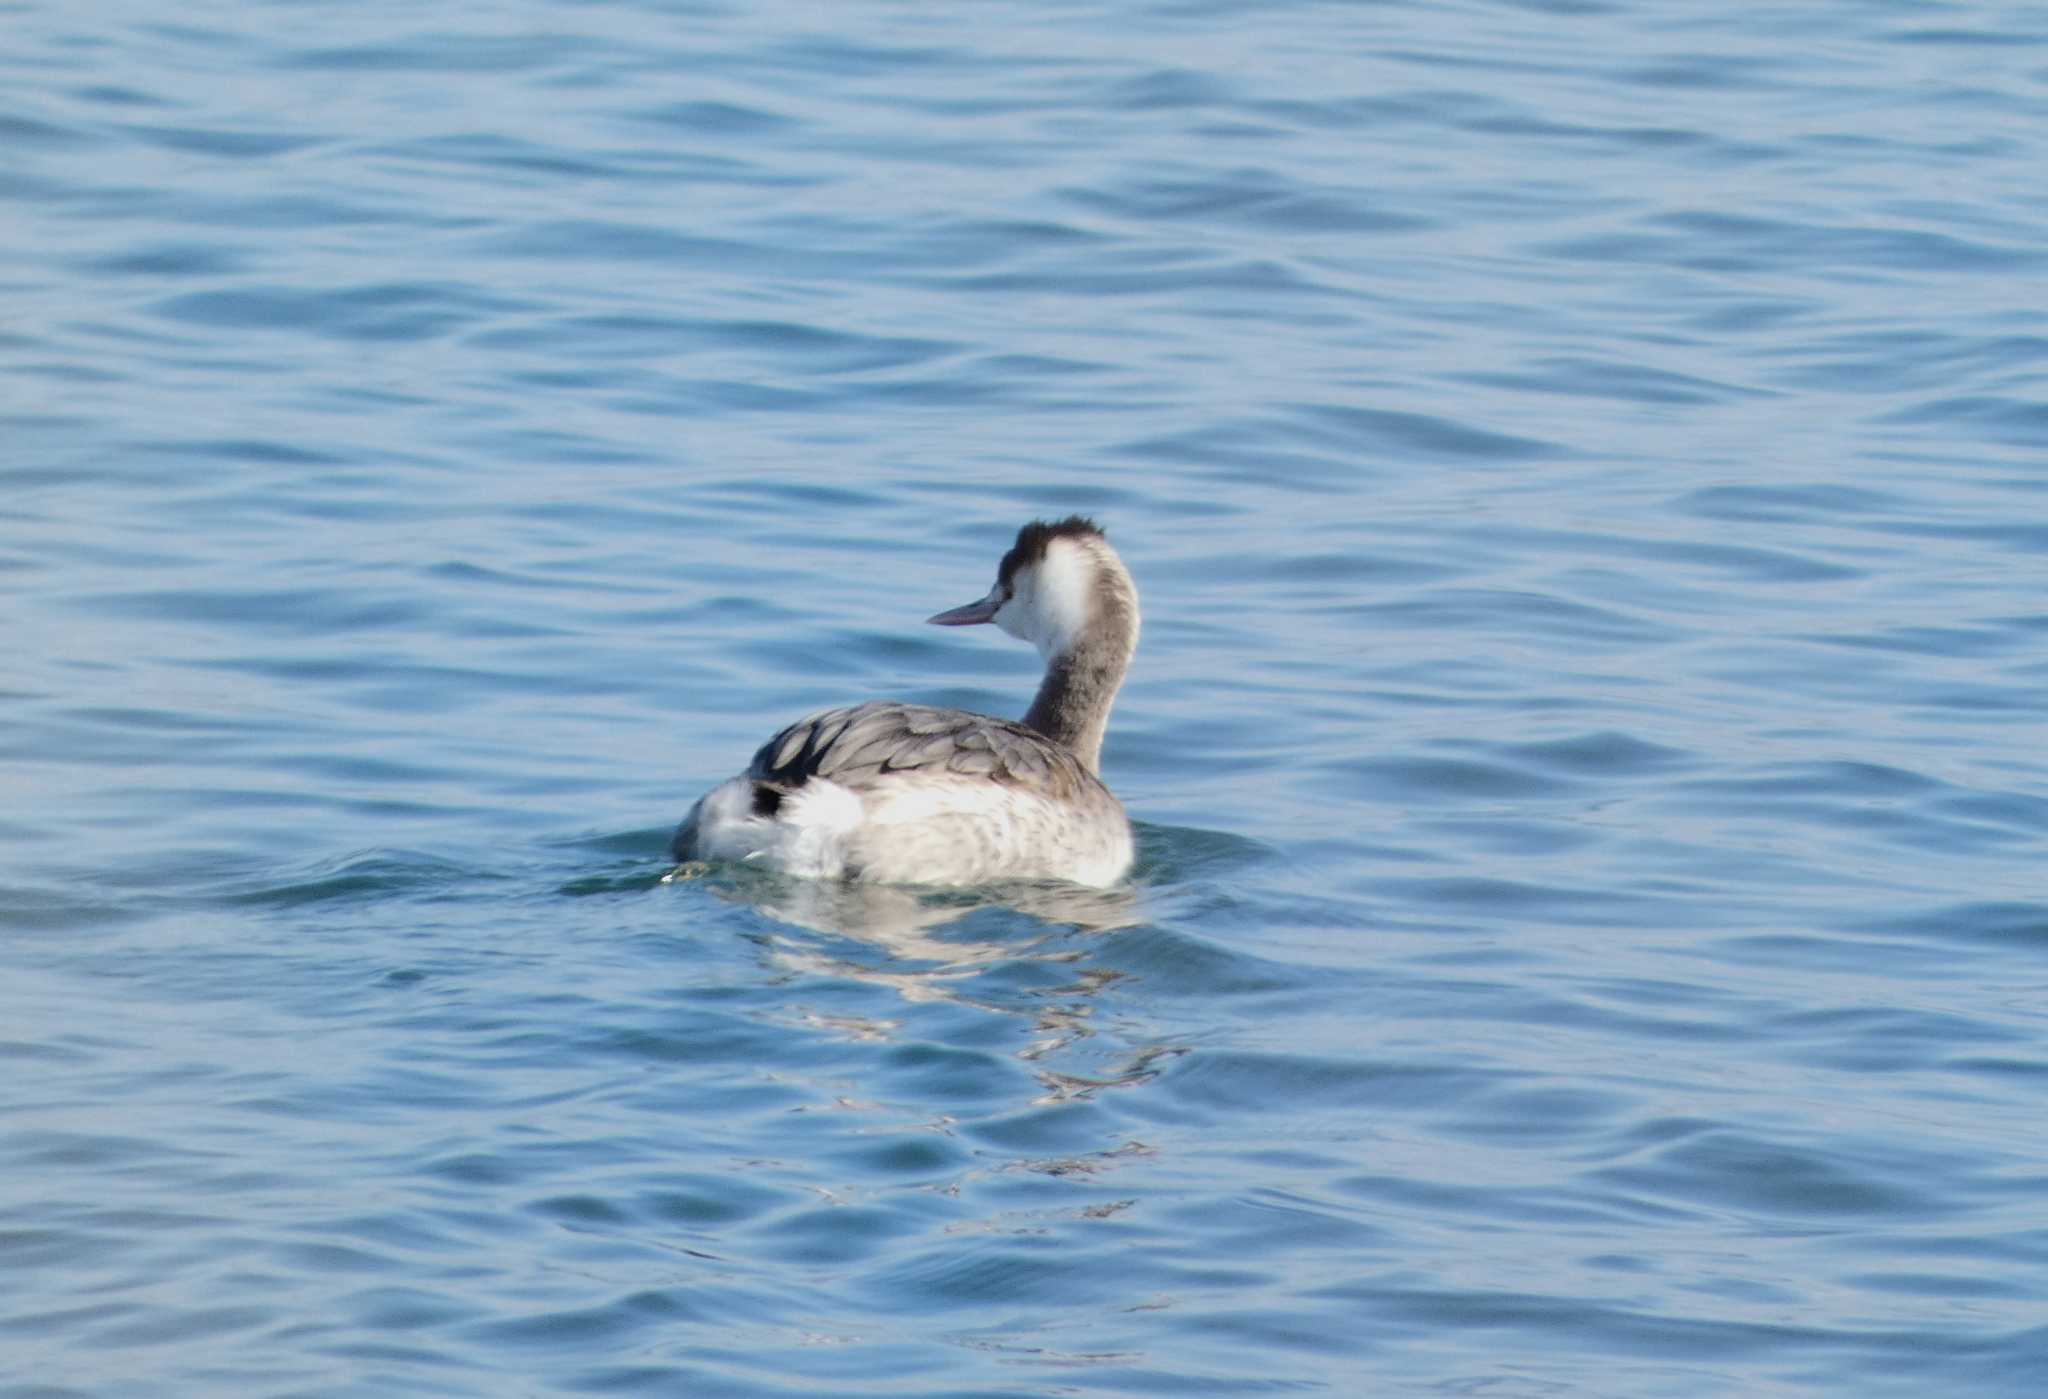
[{"left": 5, "top": 1, "right": 2047, "bottom": 1393}]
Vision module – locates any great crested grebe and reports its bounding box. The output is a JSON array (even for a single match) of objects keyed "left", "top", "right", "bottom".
[{"left": 672, "top": 516, "right": 1139, "bottom": 887}]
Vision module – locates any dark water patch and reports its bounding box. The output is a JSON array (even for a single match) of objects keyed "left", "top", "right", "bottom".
[
  {"left": 29, "top": 703, "right": 287, "bottom": 773},
  {"left": 583, "top": 1018, "right": 802, "bottom": 1072},
  {"left": 633, "top": 100, "right": 797, "bottom": 136},
  {"left": 958, "top": 1096, "right": 1125, "bottom": 1155},
  {"left": 1172, "top": 1186, "right": 1392, "bottom": 1258},
  {"left": 1063, "top": 167, "right": 1435, "bottom": 235},
  {"left": 1681, "top": 760, "right": 1942, "bottom": 802},
  {"left": 1252, "top": 89, "right": 1478, "bottom": 131},
  {"left": 868, "top": 1237, "right": 1134, "bottom": 1311},
  {"left": 1769, "top": 329, "right": 2048, "bottom": 396},
  {"left": 693, "top": 477, "right": 896, "bottom": 515},
  {"left": 1880, "top": 394, "right": 2048, "bottom": 447},
  {"left": 217, "top": 851, "right": 495, "bottom": 910},
  {"left": 1593, "top": 1129, "right": 1966, "bottom": 1222},
  {"left": 1099, "top": 66, "right": 1236, "bottom": 112},
  {"left": 1611, "top": 532, "right": 1865, "bottom": 584},
  {"left": 1873, "top": 512, "right": 2048, "bottom": 554},
  {"left": 3, "top": 1131, "right": 219, "bottom": 1177},
  {"left": 1489, "top": 119, "right": 1786, "bottom": 170},
  {"left": 1131, "top": 821, "right": 1270, "bottom": 882},
  {"left": 1373, "top": 876, "right": 1691, "bottom": 930},
  {"left": 1111, "top": 428, "right": 1362, "bottom": 493},
  {"left": 472, "top": 314, "right": 957, "bottom": 375},
  {"left": 1410, "top": 814, "right": 1601, "bottom": 858},
  {"left": 469, "top": 219, "right": 845, "bottom": 274},
  {"left": 554, "top": 839, "right": 675, "bottom": 894},
  {"left": 1764, "top": 1004, "right": 2028, "bottom": 1073},
  {"left": 920, "top": 215, "right": 1110, "bottom": 253},
  {"left": 821, "top": 1131, "right": 972, "bottom": 1180},
  {"left": 1618, "top": 53, "right": 1799, "bottom": 92},
  {"left": 116, "top": 122, "right": 324, "bottom": 159},
  {"left": 765, "top": 32, "right": 965, "bottom": 79},
  {"left": 1855, "top": 901, "right": 2048, "bottom": 951},
  {"left": 0, "top": 114, "right": 97, "bottom": 149},
  {"left": 1540, "top": 211, "right": 2042, "bottom": 277},
  {"left": 0, "top": 866, "right": 174, "bottom": 933},
  {"left": 93, "top": 1304, "right": 277, "bottom": 1349},
  {"left": 1290, "top": 402, "right": 1557, "bottom": 462},
  {"left": 1350, "top": 587, "right": 1675, "bottom": 647},
  {"left": 974, "top": 350, "right": 1114, "bottom": 380},
  {"left": 1946, "top": 1055, "right": 2048, "bottom": 1086},
  {"left": 1461, "top": 356, "right": 1765, "bottom": 406},
  {"left": 0, "top": 1036, "right": 95, "bottom": 1067},
  {"left": 282, "top": 34, "right": 604, "bottom": 73},
  {"left": 939, "top": 250, "right": 1339, "bottom": 303},
  {"left": 139, "top": 435, "right": 349, "bottom": 467},
  {"left": 1500, "top": 730, "right": 1696, "bottom": 779},
  {"left": 1442, "top": 1083, "right": 1637, "bottom": 1144},
  {"left": 1853, "top": 1269, "right": 2032, "bottom": 1301},
  {"left": 1705, "top": 931, "right": 1983, "bottom": 981},
  {"left": 1677, "top": 481, "right": 1909, "bottom": 523},
  {"left": 1164, "top": 1050, "right": 1518, "bottom": 1118},
  {"left": 1335, "top": 753, "right": 1576, "bottom": 802},
  {"left": 747, "top": 1202, "right": 924, "bottom": 1270},
  {"left": 1452, "top": 982, "right": 1751, "bottom": 1046},
  {"left": 868, "top": 1041, "right": 1023, "bottom": 1104},
  {"left": 1312, "top": 1278, "right": 1870, "bottom": 1362},
  {"left": 328, "top": 1281, "right": 485, "bottom": 1332},
  {"left": 1938, "top": 791, "right": 2048, "bottom": 838},
  {"left": 1884, "top": 22, "right": 2046, "bottom": 46},
  {"left": 460, "top": 1288, "right": 714, "bottom": 1351},
  {"left": 74, "top": 582, "right": 427, "bottom": 633},
  {"left": 1658, "top": 762, "right": 2048, "bottom": 859},
  {"left": 151, "top": 282, "right": 525, "bottom": 342},
  {"left": 1092, "top": 923, "right": 1323, "bottom": 999},
  {"left": 1256, "top": 549, "right": 1462, "bottom": 590},
  {"left": 80, "top": 241, "right": 252, "bottom": 278},
  {"left": 1801, "top": 621, "right": 2031, "bottom": 658},
  {"left": 619, "top": 1177, "right": 799, "bottom": 1230},
  {"left": 70, "top": 83, "right": 175, "bottom": 109},
  {"left": 1332, "top": 1173, "right": 1676, "bottom": 1230},
  {"left": 368, "top": 130, "right": 618, "bottom": 179}
]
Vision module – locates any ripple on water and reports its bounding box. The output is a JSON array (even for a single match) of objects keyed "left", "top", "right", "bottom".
[{"left": 5, "top": 1, "right": 2048, "bottom": 1395}]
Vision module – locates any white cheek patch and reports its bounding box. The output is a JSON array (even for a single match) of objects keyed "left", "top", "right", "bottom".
[
  {"left": 1030, "top": 540, "right": 1092, "bottom": 658},
  {"left": 993, "top": 587, "right": 1028, "bottom": 641}
]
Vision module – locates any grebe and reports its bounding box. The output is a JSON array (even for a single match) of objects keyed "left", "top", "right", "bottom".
[{"left": 672, "top": 516, "right": 1139, "bottom": 887}]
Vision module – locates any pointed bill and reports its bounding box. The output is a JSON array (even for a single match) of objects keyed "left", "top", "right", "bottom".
[{"left": 927, "top": 589, "right": 1001, "bottom": 626}]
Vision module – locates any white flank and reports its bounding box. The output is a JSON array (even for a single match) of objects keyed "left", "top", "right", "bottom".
[{"left": 685, "top": 776, "right": 866, "bottom": 880}]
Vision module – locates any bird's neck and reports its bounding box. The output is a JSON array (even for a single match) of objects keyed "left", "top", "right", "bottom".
[{"left": 1022, "top": 604, "right": 1137, "bottom": 775}]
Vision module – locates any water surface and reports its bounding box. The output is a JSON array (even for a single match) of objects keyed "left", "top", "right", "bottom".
[{"left": 4, "top": 2, "right": 2047, "bottom": 1395}]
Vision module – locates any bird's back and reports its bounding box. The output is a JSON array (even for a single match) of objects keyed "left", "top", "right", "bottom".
[
  {"left": 673, "top": 700, "right": 1131, "bottom": 886},
  {"left": 748, "top": 701, "right": 1100, "bottom": 805}
]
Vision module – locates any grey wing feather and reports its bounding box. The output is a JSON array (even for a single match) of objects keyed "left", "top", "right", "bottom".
[{"left": 748, "top": 702, "right": 1088, "bottom": 800}]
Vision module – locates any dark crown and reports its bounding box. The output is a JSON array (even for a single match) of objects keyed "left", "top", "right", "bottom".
[{"left": 998, "top": 515, "right": 1103, "bottom": 588}]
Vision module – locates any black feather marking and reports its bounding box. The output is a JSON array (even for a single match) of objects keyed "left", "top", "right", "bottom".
[
  {"left": 743, "top": 700, "right": 1099, "bottom": 802},
  {"left": 751, "top": 784, "right": 784, "bottom": 817}
]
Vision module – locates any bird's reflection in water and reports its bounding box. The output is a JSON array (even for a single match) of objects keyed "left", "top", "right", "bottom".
[
  {"left": 665, "top": 863, "right": 1173, "bottom": 1100},
  {"left": 666, "top": 861, "right": 1141, "bottom": 952}
]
